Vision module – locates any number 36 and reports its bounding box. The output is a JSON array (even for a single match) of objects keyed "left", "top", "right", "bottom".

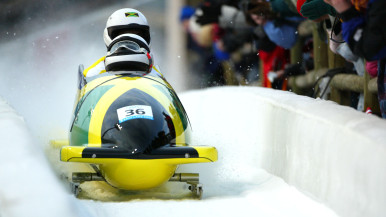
[{"left": 125, "top": 108, "right": 145, "bottom": 116}]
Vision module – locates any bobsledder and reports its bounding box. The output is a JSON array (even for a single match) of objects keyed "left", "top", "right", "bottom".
[
  {"left": 54, "top": 64, "right": 217, "bottom": 198},
  {"left": 51, "top": 8, "right": 217, "bottom": 198}
]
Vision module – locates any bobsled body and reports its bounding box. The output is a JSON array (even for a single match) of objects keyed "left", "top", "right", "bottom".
[{"left": 60, "top": 67, "right": 217, "bottom": 191}]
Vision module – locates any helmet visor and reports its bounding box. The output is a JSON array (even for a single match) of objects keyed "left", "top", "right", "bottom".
[{"left": 109, "top": 40, "right": 142, "bottom": 54}]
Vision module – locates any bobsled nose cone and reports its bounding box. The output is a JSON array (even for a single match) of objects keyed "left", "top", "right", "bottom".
[
  {"left": 60, "top": 146, "right": 83, "bottom": 162},
  {"left": 194, "top": 146, "right": 218, "bottom": 162}
]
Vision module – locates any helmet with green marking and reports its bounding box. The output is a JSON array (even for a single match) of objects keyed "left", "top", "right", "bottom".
[{"left": 103, "top": 8, "right": 151, "bottom": 48}]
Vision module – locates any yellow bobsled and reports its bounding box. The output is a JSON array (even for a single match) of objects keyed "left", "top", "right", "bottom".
[{"left": 58, "top": 66, "right": 217, "bottom": 197}]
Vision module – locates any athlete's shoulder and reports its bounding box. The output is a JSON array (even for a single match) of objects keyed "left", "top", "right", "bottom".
[
  {"left": 151, "top": 64, "right": 164, "bottom": 77},
  {"left": 83, "top": 56, "right": 106, "bottom": 77}
]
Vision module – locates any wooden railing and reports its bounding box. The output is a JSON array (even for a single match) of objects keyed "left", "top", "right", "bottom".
[
  {"left": 287, "top": 22, "right": 380, "bottom": 115},
  {"left": 214, "top": 16, "right": 380, "bottom": 115}
]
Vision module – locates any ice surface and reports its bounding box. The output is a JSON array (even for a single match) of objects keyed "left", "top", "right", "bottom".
[
  {"left": 0, "top": 1, "right": 384, "bottom": 217},
  {"left": 0, "top": 91, "right": 340, "bottom": 217}
]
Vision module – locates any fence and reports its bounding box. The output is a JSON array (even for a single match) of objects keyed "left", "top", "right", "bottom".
[
  {"left": 221, "top": 20, "right": 380, "bottom": 116},
  {"left": 288, "top": 22, "right": 380, "bottom": 115}
]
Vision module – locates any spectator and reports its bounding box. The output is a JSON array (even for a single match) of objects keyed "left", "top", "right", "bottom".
[
  {"left": 180, "top": 6, "right": 195, "bottom": 33},
  {"left": 180, "top": 4, "right": 226, "bottom": 87},
  {"left": 180, "top": 5, "right": 210, "bottom": 87},
  {"left": 190, "top": 0, "right": 262, "bottom": 85},
  {"left": 244, "top": 1, "right": 291, "bottom": 89},
  {"left": 325, "top": 0, "right": 386, "bottom": 117},
  {"left": 270, "top": 0, "right": 301, "bottom": 18},
  {"left": 324, "top": 15, "right": 366, "bottom": 110},
  {"left": 246, "top": 0, "right": 299, "bottom": 49},
  {"left": 268, "top": 38, "right": 314, "bottom": 90}
]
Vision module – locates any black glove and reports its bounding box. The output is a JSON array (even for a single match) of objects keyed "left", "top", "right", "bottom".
[{"left": 195, "top": 1, "right": 222, "bottom": 25}]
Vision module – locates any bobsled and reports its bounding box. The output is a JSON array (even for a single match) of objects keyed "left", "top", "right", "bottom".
[{"left": 55, "top": 65, "right": 217, "bottom": 198}]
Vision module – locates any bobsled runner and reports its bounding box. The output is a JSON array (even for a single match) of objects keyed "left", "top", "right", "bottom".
[{"left": 54, "top": 65, "right": 217, "bottom": 198}]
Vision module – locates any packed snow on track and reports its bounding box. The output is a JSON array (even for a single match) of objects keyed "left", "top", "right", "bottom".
[
  {"left": 0, "top": 92, "right": 339, "bottom": 217},
  {"left": 0, "top": 2, "right": 340, "bottom": 217}
]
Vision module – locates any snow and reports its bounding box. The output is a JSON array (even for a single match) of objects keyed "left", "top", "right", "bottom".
[
  {"left": 0, "top": 90, "right": 340, "bottom": 217},
  {"left": 0, "top": 1, "right": 385, "bottom": 217},
  {"left": 0, "top": 97, "right": 86, "bottom": 217},
  {"left": 1, "top": 84, "right": 385, "bottom": 217},
  {"left": 180, "top": 87, "right": 386, "bottom": 217}
]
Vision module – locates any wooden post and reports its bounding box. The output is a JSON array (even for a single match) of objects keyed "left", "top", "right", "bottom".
[
  {"left": 326, "top": 32, "right": 348, "bottom": 105},
  {"left": 222, "top": 61, "right": 239, "bottom": 86},
  {"left": 289, "top": 24, "right": 329, "bottom": 95},
  {"left": 364, "top": 72, "right": 380, "bottom": 115},
  {"left": 312, "top": 23, "right": 328, "bottom": 71},
  {"left": 258, "top": 58, "right": 264, "bottom": 87},
  {"left": 288, "top": 36, "right": 304, "bottom": 94},
  {"left": 290, "top": 37, "right": 303, "bottom": 65},
  {"left": 327, "top": 45, "right": 346, "bottom": 69}
]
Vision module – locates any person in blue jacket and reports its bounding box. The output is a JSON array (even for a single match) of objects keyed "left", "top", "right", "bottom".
[{"left": 246, "top": 0, "right": 300, "bottom": 49}]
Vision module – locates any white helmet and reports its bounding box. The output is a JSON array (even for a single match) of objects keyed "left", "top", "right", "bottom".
[
  {"left": 103, "top": 8, "right": 150, "bottom": 48},
  {"left": 105, "top": 33, "right": 153, "bottom": 73}
]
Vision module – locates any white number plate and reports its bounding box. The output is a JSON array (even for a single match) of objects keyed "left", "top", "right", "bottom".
[{"left": 117, "top": 105, "right": 153, "bottom": 123}]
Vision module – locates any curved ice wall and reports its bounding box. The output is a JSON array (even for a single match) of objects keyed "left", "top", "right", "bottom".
[
  {"left": 1, "top": 84, "right": 385, "bottom": 217},
  {"left": 180, "top": 86, "right": 386, "bottom": 217}
]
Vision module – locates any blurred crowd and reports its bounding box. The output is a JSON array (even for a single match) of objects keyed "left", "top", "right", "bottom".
[{"left": 179, "top": 0, "right": 386, "bottom": 118}]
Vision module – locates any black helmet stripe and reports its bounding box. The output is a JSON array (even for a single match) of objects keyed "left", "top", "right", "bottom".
[
  {"left": 107, "top": 24, "right": 150, "bottom": 44},
  {"left": 105, "top": 61, "right": 150, "bottom": 72},
  {"left": 107, "top": 35, "right": 150, "bottom": 53}
]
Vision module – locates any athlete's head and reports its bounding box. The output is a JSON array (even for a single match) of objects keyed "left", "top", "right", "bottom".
[
  {"left": 103, "top": 8, "right": 150, "bottom": 49},
  {"left": 104, "top": 33, "right": 153, "bottom": 73}
]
